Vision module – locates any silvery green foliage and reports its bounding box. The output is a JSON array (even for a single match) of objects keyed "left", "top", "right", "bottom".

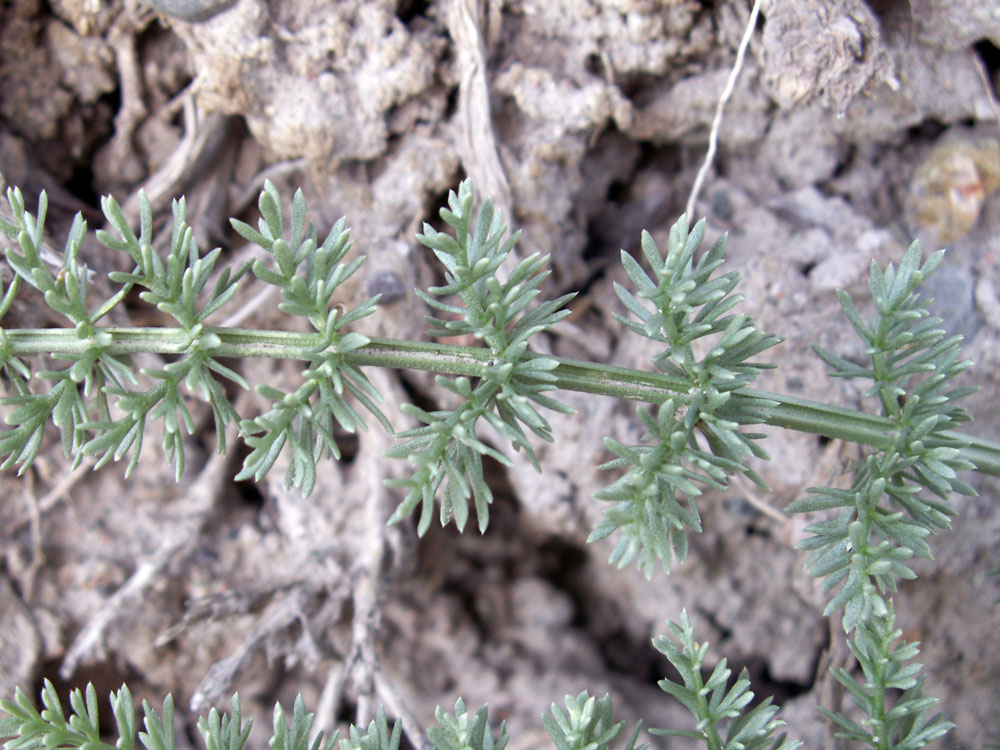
[
  {"left": 96, "top": 191, "right": 251, "bottom": 480},
  {"left": 788, "top": 242, "right": 976, "bottom": 627},
  {"left": 542, "top": 692, "right": 645, "bottom": 750},
  {"left": 386, "top": 180, "right": 574, "bottom": 534},
  {"left": 785, "top": 242, "right": 971, "bottom": 746},
  {"left": 589, "top": 218, "right": 781, "bottom": 577},
  {"left": 0, "top": 686, "right": 336, "bottom": 750},
  {"left": 651, "top": 612, "right": 801, "bottom": 750},
  {"left": 269, "top": 695, "right": 336, "bottom": 750},
  {"left": 338, "top": 707, "right": 400, "bottom": 750},
  {"left": 819, "top": 605, "right": 954, "bottom": 750},
  {"left": 0, "top": 680, "right": 176, "bottom": 750},
  {"left": 0, "top": 181, "right": 987, "bottom": 750},
  {"left": 427, "top": 699, "right": 508, "bottom": 750},
  {"left": 198, "top": 694, "right": 253, "bottom": 750},
  {"left": 230, "top": 182, "right": 390, "bottom": 494},
  {"left": 0, "top": 616, "right": 958, "bottom": 750},
  {"left": 0, "top": 185, "right": 252, "bottom": 479},
  {"left": 0, "top": 181, "right": 387, "bottom": 494}
]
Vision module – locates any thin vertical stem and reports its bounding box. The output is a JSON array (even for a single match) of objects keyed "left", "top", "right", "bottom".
[{"left": 685, "top": 0, "right": 763, "bottom": 221}]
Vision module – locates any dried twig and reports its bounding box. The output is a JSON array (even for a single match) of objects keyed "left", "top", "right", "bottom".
[
  {"left": 29, "top": 461, "right": 94, "bottom": 521},
  {"left": 446, "top": 0, "right": 512, "bottom": 229},
  {"left": 59, "top": 423, "right": 237, "bottom": 680}
]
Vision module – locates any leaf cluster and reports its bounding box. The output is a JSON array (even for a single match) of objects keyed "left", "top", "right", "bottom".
[
  {"left": 590, "top": 216, "right": 781, "bottom": 577},
  {"left": 650, "top": 611, "right": 801, "bottom": 750},
  {"left": 3, "top": 602, "right": 970, "bottom": 750},
  {"left": 788, "top": 242, "right": 976, "bottom": 630},
  {"left": 542, "top": 693, "right": 644, "bottom": 750},
  {"left": 0, "top": 680, "right": 174, "bottom": 750},
  {"left": 198, "top": 695, "right": 252, "bottom": 750},
  {"left": 0, "top": 187, "right": 156, "bottom": 473},
  {"left": 386, "top": 180, "right": 574, "bottom": 534},
  {"left": 784, "top": 241, "right": 973, "bottom": 746},
  {"left": 230, "top": 182, "right": 390, "bottom": 494},
  {"left": 338, "top": 708, "right": 400, "bottom": 750},
  {"left": 0, "top": 684, "right": 337, "bottom": 750},
  {"left": 427, "top": 699, "right": 507, "bottom": 750},
  {"left": 93, "top": 191, "right": 251, "bottom": 479},
  {"left": 269, "top": 695, "right": 337, "bottom": 750},
  {"left": 0, "top": 182, "right": 386, "bottom": 494},
  {"left": 1, "top": 186, "right": 247, "bottom": 478},
  {"left": 819, "top": 605, "right": 954, "bottom": 750}
]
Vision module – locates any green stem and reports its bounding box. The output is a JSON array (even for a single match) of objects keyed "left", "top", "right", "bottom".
[
  {"left": 870, "top": 630, "right": 891, "bottom": 750},
  {"left": 5, "top": 325, "right": 1000, "bottom": 478},
  {"left": 689, "top": 677, "right": 725, "bottom": 750}
]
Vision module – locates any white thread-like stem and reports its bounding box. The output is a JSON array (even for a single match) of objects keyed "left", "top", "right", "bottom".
[{"left": 686, "top": 0, "right": 763, "bottom": 221}]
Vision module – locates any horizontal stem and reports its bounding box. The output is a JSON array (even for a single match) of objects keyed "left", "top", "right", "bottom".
[{"left": 5, "top": 326, "right": 1000, "bottom": 478}]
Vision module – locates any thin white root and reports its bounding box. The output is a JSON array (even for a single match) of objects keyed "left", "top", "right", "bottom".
[{"left": 686, "top": 0, "right": 764, "bottom": 222}]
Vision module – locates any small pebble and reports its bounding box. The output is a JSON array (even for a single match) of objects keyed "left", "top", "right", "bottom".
[
  {"left": 906, "top": 136, "right": 1000, "bottom": 244},
  {"left": 140, "top": 0, "right": 236, "bottom": 22},
  {"left": 366, "top": 270, "right": 407, "bottom": 305},
  {"left": 922, "top": 263, "right": 979, "bottom": 342}
]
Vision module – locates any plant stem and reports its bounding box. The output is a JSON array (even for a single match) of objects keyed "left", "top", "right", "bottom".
[{"left": 5, "top": 325, "right": 1000, "bottom": 478}]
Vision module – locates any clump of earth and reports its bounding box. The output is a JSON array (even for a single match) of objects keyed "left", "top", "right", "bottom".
[{"left": 2, "top": 1, "right": 999, "bottom": 749}]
